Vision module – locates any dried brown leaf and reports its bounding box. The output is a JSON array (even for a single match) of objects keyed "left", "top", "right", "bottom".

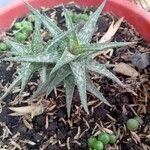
[
  {"left": 113, "top": 63, "right": 139, "bottom": 77},
  {"left": 131, "top": 131, "right": 141, "bottom": 143},
  {"left": 100, "top": 17, "right": 124, "bottom": 43},
  {"left": 74, "top": 126, "right": 81, "bottom": 140},
  {"left": 9, "top": 103, "right": 44, "bottom": 118},
  {"left": 23, "top": 118, "right": 33, "bottom": 129}
]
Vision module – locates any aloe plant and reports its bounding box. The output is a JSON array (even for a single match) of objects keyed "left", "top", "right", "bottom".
[{"left": 1, "top": 0, "right": 133, "bottom": 117}]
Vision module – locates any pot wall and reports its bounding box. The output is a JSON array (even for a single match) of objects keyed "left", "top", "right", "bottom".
[{"left": 0, "top": 0, "right": 150, "bottom": 42}]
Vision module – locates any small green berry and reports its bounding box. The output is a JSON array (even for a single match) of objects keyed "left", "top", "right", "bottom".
[
  {"left": 72, "top": 14, "right": 78, "bottom": 23},
  {"left": 21, "top": 21, "right": 33, "bottom": 33},
  {"left": 14, "top": 22, "right": 22, "bottom": 29},
  {"left": 15, "top": 32, "right": 27, "bottom": 43},
  {"left": 134, "top": 116, "right": 143, "bottom": 125},
  {"left": 109, "top": 134, "right": 117, "bottom": 144},
  {"left": 127, "top": 119, "right": 139, "bottom": 131},
  {"left": 88, "top": 136, "right": 97, "bottom": 148},
  {"left": 98, "top": 132, "right": 110, "bottom": 145},
  {"left": 0, "top": 42, "right": 7, "bottom": 51},
  {"left": 80, "top": 14, "right": 89, "bottom": 21},
  {"left": 93, "top": 141, "right": 104, "bottom": 150}
]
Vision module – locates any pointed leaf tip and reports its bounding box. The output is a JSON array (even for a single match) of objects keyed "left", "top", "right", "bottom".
[
  {"left": 64, "top": 75, "right": 75, "bottom": 117},
  {"left": 78, "top": 0, "right": 106, "bottom": 43},
  {"left": 70, "top": 60, "right": 89, "bottom": 113}
]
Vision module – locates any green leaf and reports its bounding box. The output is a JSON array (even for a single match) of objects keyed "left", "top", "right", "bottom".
[
  {"left": 31, "top": 66, "right": 70, "bottom": 98},
  {"left": 31, "top": 71, "right": 56, "bottom": 98},
  {"left": 86, "top": 75, "right": 110, "bottom": 106},
  {"left": 70, "top": 60, "right": 89, "bottom": 113},
  {"left": 64, "top": 75, "right": 75, "bottom": 117},
  {"left": 46, "top": 65, "right": 71, "bottom": 97},
  {"left": 31, "top": 16, "right": 43, "bottom": 53},
  {"left": 20, "top": 64, "right": 33, "bottom": 93},
  {"left": 3, "top": 50, "right": 59, "bottom": 63},
  {"left": 63, "top": 6, "right": 79, "bottom": 50},
  {"left": 0, "top": 74, "right": 22, "bottom": 100},
  {"left": 78, "top": 0, "right": 106, "bottom": 43},
  {"left": 44, "top": 27, "right": 75, "bottom": 52},
  {"left": 86, "top": 59, "right": 125, "bottom": 87},
  {"left": 50, "top": 48, "right": 78, "bottom": 75},
  {"left": 80, "top": 42, "right": 133, "bottom": 57},
  {"left": 63, "top": 6, "right": 74, "bottom": 30},
  {"left": 6, "top": 40, "right": 29, "bottom": 55},
  {"left": 24, "top": 0, "right": 62, "bottom": 37}
]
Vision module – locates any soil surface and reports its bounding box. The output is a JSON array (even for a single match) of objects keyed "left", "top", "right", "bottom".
[{"left": 0, "top": 4, "right": 150, "bottom": 150}]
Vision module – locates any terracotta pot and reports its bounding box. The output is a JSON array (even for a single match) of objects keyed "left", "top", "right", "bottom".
[{"left": 0, "top": 0, "right": 150, "bottom": 42}]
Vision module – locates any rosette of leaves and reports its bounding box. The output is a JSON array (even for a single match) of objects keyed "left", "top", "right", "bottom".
[
  {"left": 1, "top": 0, "right": 133, "bottom": 117},
  {"left": 0, "top": 12, "right": 73, "bottom": 100}
]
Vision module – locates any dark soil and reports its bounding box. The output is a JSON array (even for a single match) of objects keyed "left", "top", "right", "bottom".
[{"left": 0, "top": 4, "right": 150, "bottom": 150}]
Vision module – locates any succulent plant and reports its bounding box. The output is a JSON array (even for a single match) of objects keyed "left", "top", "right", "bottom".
[
  {"left": 88, "top": 136, "right": 97, "bottom": 148},
  {"left": 98, "top": 132, "right": 110, "bottom": 145},
  {"left": 69, "top": 11, "right": 89, "bottom": 23},
  {"left": 1, "top": 0, "right": 133, "bottom": 117},
  {"left": 0, "top": 42, "right": 11, "bottom": 51},
  {"left": 15, "top": 32, "right": 28, "bottom": 43},
  {"left": 109, "top": 134, "right": 117, "bottom": 144},
  {"left": 93, "top": 140, "right": 104, "bottom": 150},
  {"left": 88, "top": 132, "right": 117, "bottom": 149},
  {"left": 0, "top": 42, "right": 8, "bottom": 51},
  {"left": 14, "top": 22, "right": 23, "bottom": 29},
  {"left": 127, "top": 118, "right": 139, "bottom": 131}
]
